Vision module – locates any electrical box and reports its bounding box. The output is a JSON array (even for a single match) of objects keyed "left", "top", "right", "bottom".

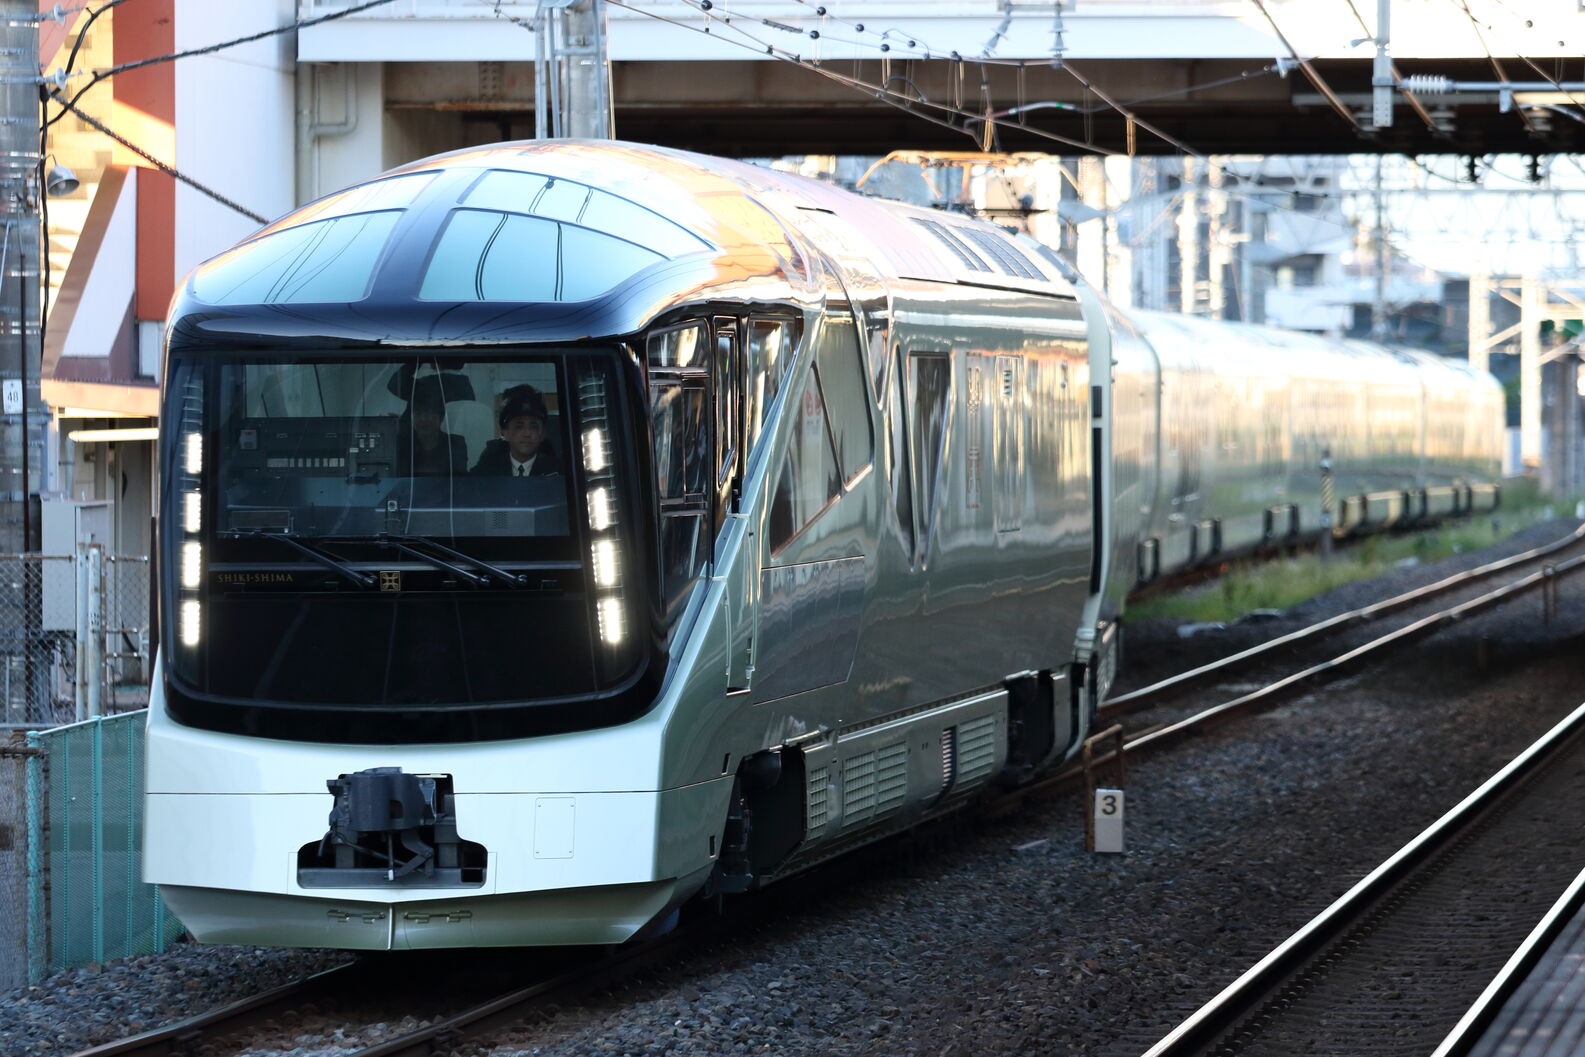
[{"left": 39, "top": 499, "right": 112, "bottom": 631}]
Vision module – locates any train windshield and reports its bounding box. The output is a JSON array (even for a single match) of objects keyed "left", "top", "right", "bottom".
[{"left": 161, "top": 349, "right": 651, "bottom": 741}]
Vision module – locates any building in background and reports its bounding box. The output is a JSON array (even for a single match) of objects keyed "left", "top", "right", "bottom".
[{"left": 38, "top": 1, "right": 296, "bottom": 561}]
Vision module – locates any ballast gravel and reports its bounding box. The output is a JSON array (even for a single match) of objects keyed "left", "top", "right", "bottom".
[{"left": 5, "top": 515, "right": 1585, "bottom": 1057}]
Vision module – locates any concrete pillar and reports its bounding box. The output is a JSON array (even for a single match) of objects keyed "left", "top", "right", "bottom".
[
  {"left": 1468, "top": 272, "right": 1490, "bottom": 373},
  {"left": 1520, "top": 275, "right": 1543, "bottom": 470}
]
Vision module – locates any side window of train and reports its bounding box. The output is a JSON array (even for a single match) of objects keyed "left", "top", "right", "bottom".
[
  {"left": 766, "top": 309, "right": 875, "bottom": 556},
  {"left": 911, "top": 352, "right": 953, "bottom": 563},
  {"left": 767, "top": 365, "right": 843, "bottom": 554},
  {"left": 648, "top": 322, "right": 712, "bottom": 619},
  {"left": 994, "top": 355, "right": 1025, "bottom": 533},
  {"left": 713, "top": 316, "right": 744, "bottom": 519},
  {"left": 746, "top": 317, "right": 796, "bottom": 449},
  {"left": 888, "top": 344, "right": 916, "bottom": 560},
  {"left": 815, "top": 310, "right": 875, "bottom": 485}
]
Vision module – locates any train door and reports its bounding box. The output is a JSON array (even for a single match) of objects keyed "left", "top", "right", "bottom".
[{"left": 753, "top": 308, "right": 875, "bottom": 704}]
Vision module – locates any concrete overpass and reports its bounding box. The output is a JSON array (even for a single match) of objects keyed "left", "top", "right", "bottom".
[{"left": 300, "top": 0, "right": 1585, "bottom": 160}]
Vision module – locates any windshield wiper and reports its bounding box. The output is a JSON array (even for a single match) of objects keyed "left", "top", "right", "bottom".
[
  {"left": 382, "top": 535, "right": 530, "bottom": 588},
  {"left": 377, "top": 537, "right": 489, "bottom": 587},
  {"left": 323, "top": 534, "right": 530, "bottom": 589},
  {"left": 222, "top": 530, "right": 377, "bottom": 589}
]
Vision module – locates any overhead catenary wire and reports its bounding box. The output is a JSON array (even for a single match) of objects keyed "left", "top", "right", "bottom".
[
  {"left": 45, "top": 0, "right": 402, "bottom": 131},
  {"left": 49, "top": 92, "right": 267, "bottom": 224},
  {"left": 1457, "top": 0, "right": 1585, "bottom": 114},
  {"left": 1452, "top": 0, "right": 1540, "bottom": 134},
  {"left": 1247, "top": 0, "right": 1363, "bottom": 133},
  {"left": 606, "top": 0, "right": 1405, "bottom": 235},
  {"left": 1338, "top": 0, "right": 1440, "bottom": 132},
  {"left": 606, "top": 0, "right": 1105, "bottom": 154}
]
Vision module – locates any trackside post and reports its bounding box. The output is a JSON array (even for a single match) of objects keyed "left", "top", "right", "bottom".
[{"left": 1083, "top": 724, "right": 1126, "bottom": 853}]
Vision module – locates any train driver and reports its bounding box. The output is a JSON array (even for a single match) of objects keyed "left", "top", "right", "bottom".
[{"left": 471, "top": 384, "right": 563, "bottom": 477}]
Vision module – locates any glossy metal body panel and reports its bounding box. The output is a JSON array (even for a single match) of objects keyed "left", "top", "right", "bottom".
[
  {"left": 755, "top": 556, "right": 867, "bottom": 703},
  {"left": 148, "top": 139, "right": 1505, "bottom": 949}
]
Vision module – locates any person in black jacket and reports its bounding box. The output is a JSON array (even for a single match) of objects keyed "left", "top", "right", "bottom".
[
  {"left": 395, "top": 371, "right": 470, "bottom": 477},
  {"left": 471, "top": 384, "right": 563, "bottom": 477}
]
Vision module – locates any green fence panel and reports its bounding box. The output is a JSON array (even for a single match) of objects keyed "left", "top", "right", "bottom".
[{"left": 28, "top": 712, "right": 182, "bottom": 982}]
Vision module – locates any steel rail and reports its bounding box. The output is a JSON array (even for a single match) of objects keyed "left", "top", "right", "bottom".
[
  {"left": 68, "top": 961, "right": 361, "bottom": 1057},
  {"left": 1005, "top": 547, "right": 1585, "bottom": 811},
  {"left": 1128, "top": 550, "right": 1585, "bottom": 753},
  {"left": 1430, "top": 863, "right": 1585, "bottom": 1057},
  {"left": 1140, "top": 696, "right": 1585, "bottom": 1057},
  {"left": 69, "top": 529, "right": 1585, "bottom": 1057},
  {"left": 1103, "top": 522, "right": 1585, "bottom": 715}
]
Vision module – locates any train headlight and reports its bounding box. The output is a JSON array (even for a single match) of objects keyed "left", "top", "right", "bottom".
[
  {"left": 183, "top": 431, "right": 203, "bottom": 475},
  {"left": 179, "top": 599, "right": 202, "bottom": 647},
  {"left": 583, "top": 428, "right": 608, "bottom": 473},
  {"left": 597, "top": 597, "right": 625, "bottom": 645},
  {"left": 588, "top": 487, "right": 613, "bottom": 532},
  {"left": 592, "top": 539, "right": 619, "bottom": 587},
  {"left": 180, "top": 541, "right": 202, "bottom": 589},
  {"left": 182, "top": 491, "right": 202, "bottom": 534}
]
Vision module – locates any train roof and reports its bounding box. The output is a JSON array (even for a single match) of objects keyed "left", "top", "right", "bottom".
[
  {"left": 170, "top": 140, "right": 1079, "bottom": 349},
  {"left": 1129, "top": 308, "right": 1499, "bottom": 389}
]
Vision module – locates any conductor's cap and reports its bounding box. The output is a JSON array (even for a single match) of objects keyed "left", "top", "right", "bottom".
[{"left": 498, "top": 385, "right": 548, "bottom": 428}]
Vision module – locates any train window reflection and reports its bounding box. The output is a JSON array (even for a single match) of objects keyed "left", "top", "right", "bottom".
[
  {"left": 815, "top": 312, "right": 874, "bottom": 485},
  {"left": 250, "top": 172, "right": 436, "bottom": 242},
  {"left": 651, "top": 380, "right": 709, "bottom": 504},
  {"left": 192, "top": 211, "right": 402, "bottom": 306},
  {"left": 911, "top": 353, "right": 952, "bottom": 560},
  {"left": 748, "top": 319, "right": 794, "bottom": 445},
  {"left": 421, "top": 211, "right": 557, "bottom": 301},
  {"left": 562, "top": 226, "right": 664, "bottom": 300},
  {"left": 420, "top": 209, "right": 666, "bottom": 302},
  {"left": 535, "top": 179, "right": 591, "bottom": 222},
  {"left": 768, "top": 368, "right": 842, "bottom": 552},
  {"left": 889, "top": 346, "right": 915, "bottom": 559},
  {"left": 649, "top": 322, "right": 706, "bottom": 369},
  {"left": 463, "top": 170, "right": 710, "bottom": 259}
]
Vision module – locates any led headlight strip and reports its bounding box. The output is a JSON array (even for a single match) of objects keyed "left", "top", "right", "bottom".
[
  {"left": 579, "top": 369, "right": 624, "bottom": 646},
  {"left": 177, "top": 377, "right": 204, "bottom": 647}
]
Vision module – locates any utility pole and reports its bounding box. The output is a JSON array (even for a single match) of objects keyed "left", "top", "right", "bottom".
[
  {"left": 0, "top": 1, "right": 39, "bottom": 556},
  {"left": 1372, "top": 154, "right": 1388, "bottom": 340},
  {"left": 535, "top": 0, "right": 614, "bottom": 139}
]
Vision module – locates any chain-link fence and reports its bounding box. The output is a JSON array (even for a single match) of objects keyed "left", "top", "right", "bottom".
[
  {"left": 0, "top": 737, "right": 35, "bottom": 988},
  {"left": 0, "top": 716, "right": 182, "bottom": 987},
  {"left": 0, "top": 549, "right": 152, "bottom": 728}
]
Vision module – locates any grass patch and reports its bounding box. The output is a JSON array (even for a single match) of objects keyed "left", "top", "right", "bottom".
[{"left": 1127, "top": 486, "right": 1571, "bottom": 625}]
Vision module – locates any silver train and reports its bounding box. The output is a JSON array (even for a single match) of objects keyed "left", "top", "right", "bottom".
[{"left": 144, "top": 141, "right": 1503, "bottom": 949}]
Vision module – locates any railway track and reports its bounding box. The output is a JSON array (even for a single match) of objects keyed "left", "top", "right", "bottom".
[
  {"left": 67, "top": 523, "right": 1585, "bottom": 1057},
  {"left": 1140, "top": 696, "right": 1585, "bottom": 1057},
  {"left": 1102, "top": 521, "right": 1585, "bottom": 722}
]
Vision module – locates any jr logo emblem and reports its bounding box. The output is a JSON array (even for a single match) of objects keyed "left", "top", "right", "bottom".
[{"left": 380, "top": 571, "right": 402, "bottom": 592}]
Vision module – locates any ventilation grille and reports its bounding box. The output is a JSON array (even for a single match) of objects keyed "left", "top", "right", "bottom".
[
  {"left": 939, "top": 728, "right": 957, "bottom": 796},
  {"left": 958, "top": 227, "right": 1047, "bottom": 280},
  {"left": 842, "top": 742, "right": 909, "bottom": 829},
  {"left": 956, "top": 714, "right": 998, "bottom": 784},
  {"left": 806, "top": 765, "right": 831, "bottom": 840}
]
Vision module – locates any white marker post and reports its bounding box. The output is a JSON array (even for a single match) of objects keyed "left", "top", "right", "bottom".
[
  {"left": 1083, "top": 724, "right": 1127, "bottom": 854},
  {"left": 1092, "top": 788, "right": 1125, "bottom": 853}
]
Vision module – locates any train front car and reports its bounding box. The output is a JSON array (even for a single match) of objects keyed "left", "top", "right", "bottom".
[{"left": 144, "top": 144, "right": 816, "bottom": 949}]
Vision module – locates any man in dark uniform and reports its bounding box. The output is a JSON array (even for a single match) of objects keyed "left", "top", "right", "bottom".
[
  {"left": 471, "top": 384, "right": 563, "bottom": 476},
  {"left": 396, "top": 372, "right": 470, "bottom": 477}
]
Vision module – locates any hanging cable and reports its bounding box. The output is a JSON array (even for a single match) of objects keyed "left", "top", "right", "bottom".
[
  {"left": 45, "top": 0, "right": 402, "bottom": 131},
  {"left": 49, "top": 92, "right": 267, "bottom": 224},
  {"left": 1248, "top": 0, "right": 1363, "bottom": 132}
]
